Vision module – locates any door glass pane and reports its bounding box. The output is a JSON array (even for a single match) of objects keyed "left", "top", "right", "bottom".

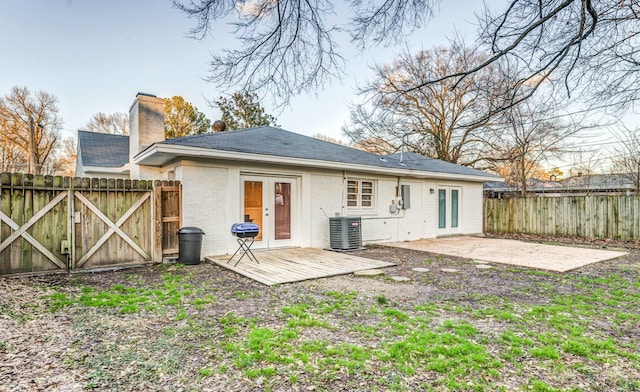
[
  {"left": 438, "top": 189, "right": 446, "bottom": 229},
  {"left": 244, "top": 181, "right": 263, "bottom": 241},
  {"left": 451, "top": 189, "right": 459, "bottom": 228},
  {"left": 274, "top": 182, "right": 291, "bottom": 240}
]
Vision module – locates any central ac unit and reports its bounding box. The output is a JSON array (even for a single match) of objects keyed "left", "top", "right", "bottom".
[{"left": 329, "top": 216, "right": 362, "bottom": 250}]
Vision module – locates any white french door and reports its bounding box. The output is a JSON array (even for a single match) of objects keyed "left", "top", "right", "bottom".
[
  {"left": 241, "top": 175, "right": 297, "bottom": 249},
  {"left": 437, "top": 186, "right": 462, "bottom": 235}
]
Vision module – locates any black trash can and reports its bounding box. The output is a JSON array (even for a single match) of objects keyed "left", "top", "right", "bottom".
[{"left": 177, "top": 227, "right": 205, "bottom": 265}]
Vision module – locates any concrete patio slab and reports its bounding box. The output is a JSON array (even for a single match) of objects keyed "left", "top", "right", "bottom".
[{"left": 387, "top": 237, "right": 627, "bottom": 272}]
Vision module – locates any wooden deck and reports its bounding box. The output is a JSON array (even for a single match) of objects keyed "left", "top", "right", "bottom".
[{"left": 205, "top": 247, "right": 396, "bottom": 286}]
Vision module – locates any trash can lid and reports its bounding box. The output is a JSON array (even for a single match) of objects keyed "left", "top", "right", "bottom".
[{"left": 177, "top": 227, "right": 206, "bottom": 234}]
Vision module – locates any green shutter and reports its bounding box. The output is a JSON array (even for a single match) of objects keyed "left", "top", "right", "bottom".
[
  {"left": 438, "top": 189, "right": 446, "bottom": 229},
  {"left": 451, "top": 189, "right": 459, "bottom": 228}
]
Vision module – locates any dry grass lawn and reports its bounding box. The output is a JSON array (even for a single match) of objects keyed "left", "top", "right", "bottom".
[{"left": 1, "top": 237, "right": 639, "bottom": 391}]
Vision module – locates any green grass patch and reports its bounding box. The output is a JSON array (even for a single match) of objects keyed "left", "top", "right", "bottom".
[
  {"left": 48, "top": 273, "right": 213, "bottom": 315},
  {"left": 197, "top": 367, "right": 214, "bottom": 378},
  {"left": 376, "top": 294, "right": 388, "bottom": 305},
  {"left": 317, "top": 290, "right": 359, "bottom": 314},
  {"left": 529, "top": 379, "right": 563, "bottom": 392},
  {"left": 25, "top": 248, "right": 640, "bottom": 391},
  {"left": 530, "top": 345, "right": 560, "bottom": 360},
  {"left": 383, "top": 308, "right": 409, "bottom": 321}
]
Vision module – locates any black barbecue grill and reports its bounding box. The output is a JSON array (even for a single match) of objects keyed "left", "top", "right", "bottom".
[{"left": 227, "top": 223, "right": 260, "bottom": 266}]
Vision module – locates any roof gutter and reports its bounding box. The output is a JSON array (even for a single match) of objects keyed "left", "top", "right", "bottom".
[
  {"left": 82, "top": 163, "right": 130, "bottom": 174},
  {"left": 134, "top": 144, "right": 501, "bottom": 183}
]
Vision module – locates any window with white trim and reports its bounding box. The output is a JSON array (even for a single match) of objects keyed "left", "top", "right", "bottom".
[{"left": 347, "top": 179, "right": 375, "bottom": 209}]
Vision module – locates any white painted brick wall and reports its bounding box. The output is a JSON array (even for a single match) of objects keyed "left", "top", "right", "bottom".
[
  {"left": 174, "top": 160, "right": 487, "bottom": 255},
  {"left": 395, "top": 181, "right": 424, "bottom": 242},
  {"left": 462, "top": 182, "right": 483, "bottom": 234},
  {"left": 359, "top": 178, "right": 397, "bottom": 244},
  {"left": 422, "top": 182, "right": 438, "bottom": 238},
  {"left": 179, "top": 165, "right": 229, "bottom": 256},
  {"left": 310, "top": 174, "right": 343, "bottom": 248}
]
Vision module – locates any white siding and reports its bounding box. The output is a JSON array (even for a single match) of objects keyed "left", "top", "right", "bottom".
[
  {"left": 462, "top": 182, "right": 484, "bottom": 234},
  {"left": 177, "top": 164, "right": 230, "bottom": 256},
  {"left": 426, "top": 180, "right": 484, "bottom": 237},
  {"left": 310, "top": 174, "right": 343, "bottom": 248},
  {"left": 172, "top": 159, "right": 488, "bottom": 256},
  {"left": 422, "top": 181, "right": 438, "bottom": 238},
  {"left": 358, "top": 177, "right": 396, "bottom": 244},
  {"left": 347, "top": 177, "right": 425, "bottom": 244},
  {"left": 75, "top": 145, "right": 84, "bottom": 177},
  {"left": 395, "top": 181, "right": 424, "bottom": 242},
  {"left": 81, "top": 169, "right": 131, "bottom": 179}
]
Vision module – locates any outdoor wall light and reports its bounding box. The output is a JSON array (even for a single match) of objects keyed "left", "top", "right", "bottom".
[{"left": 430, "top": 188, "right": 435, "bottom": 194}]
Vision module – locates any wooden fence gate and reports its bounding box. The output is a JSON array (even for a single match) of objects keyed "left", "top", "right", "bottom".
[
  {"left": 0, "top": 173, "right": 181, "bottom": 276},
  {"left": 157, "top": 183, "right": 181, "bottom": 257}
]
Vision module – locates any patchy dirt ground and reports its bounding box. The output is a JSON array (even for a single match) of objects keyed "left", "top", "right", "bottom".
[
  {"left": 488, "top": 232, "right": 640, "bottom": 250},
  {"left": 1, "top": 235, "right": 639, "bottom": 391}
]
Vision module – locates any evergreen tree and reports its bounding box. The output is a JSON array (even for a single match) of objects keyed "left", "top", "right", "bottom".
[
  {"left": 164, "top": 96, "right": 211, "bottom": 138},
  {"left": 214, "top": 91, "right": 278, "bottom": 131}
]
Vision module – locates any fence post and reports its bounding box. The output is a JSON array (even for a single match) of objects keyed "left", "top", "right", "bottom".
[{"left": 152, "top": 180, "right": 163, "bottom": 263}]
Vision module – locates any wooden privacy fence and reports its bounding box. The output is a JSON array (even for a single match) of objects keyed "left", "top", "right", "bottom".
[
  {"left": 0, "top": 173, "right": 181, "bottom": 276},
  {"left": 484, "top": 195, "right": 640, "bottom": 240}
]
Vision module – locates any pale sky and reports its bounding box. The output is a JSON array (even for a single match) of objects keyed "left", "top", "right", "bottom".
[{"left": 0, "top": 0, "right": 494, "bottom": 142}]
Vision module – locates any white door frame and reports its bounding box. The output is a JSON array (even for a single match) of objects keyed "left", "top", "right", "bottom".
[
  {"left": 240, "top": 175, "right": 299, "bottom": 249},
  {"left": 437, "top": 185, "right": 462, "bottom": 235}
]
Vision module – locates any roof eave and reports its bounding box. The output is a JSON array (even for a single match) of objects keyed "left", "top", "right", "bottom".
[
  {"left": 134, "top": 144, "right": 501, "bottom": 182},
  {"left": 82, "top": 164, "right": 130, "bottom": 174}
]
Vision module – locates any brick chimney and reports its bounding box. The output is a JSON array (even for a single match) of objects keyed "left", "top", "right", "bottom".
[{"left": 129, "top": 92, "right": 165, "bottom": 179}]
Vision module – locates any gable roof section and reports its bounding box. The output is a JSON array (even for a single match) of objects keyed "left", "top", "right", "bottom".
[
  {"left": 78, "top": 130, "right": 129, "bottom": 168},
  {"left": 160, "top": 126, "right": 391, "bottom": 166},
  {"left": 140, "top": 126, "right": 499, "bottom": 181}
]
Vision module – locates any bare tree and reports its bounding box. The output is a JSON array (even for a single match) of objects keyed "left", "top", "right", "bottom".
[
  {"left": 0, "top": 126, "right": 26, "bottom": 172},
  {"left": 0, "top": 115, "right": 26, "bottom": 171},
  {"left": 86, "top": 112, "right": 129, "bottom": 135},
  {"left": 341, "top": 105, "right": 403, "bottom": 155},
  {"left": 51, "top": 137, "right": 77, "bottom": 177},
  {"left": 175, "top": 1, "right": 640, "bottom": 109},
  {"left": 611, "top": 126, "right": 640, "bottom": 195},
  {"left": 485, "top": 99, "right": 582, "bottom": 196},
  {"left": 312, "top": 133, "right": 344, "bottom": 145},
  {"left": 569, "top": 148, "right": 602, "bottom": 177},
  {"left": 343, "top": 46, "right": 502, "bottom": 166},
  {"left": 0, "top": 86, "right": 62, "bottom": 174},
  {"left": 420, "top": 1, "right": 640, "bottom": 113},
  {"left": 174, "top": 0, "right": 439, "bottom": 103}
]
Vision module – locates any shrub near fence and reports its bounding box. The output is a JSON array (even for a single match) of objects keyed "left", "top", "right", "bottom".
[
  {"left": 0, "top": 172, "right": 181, "bottom": 276},
  {"left": 484, "top": 195, "right": 640, "bottom": 240}
]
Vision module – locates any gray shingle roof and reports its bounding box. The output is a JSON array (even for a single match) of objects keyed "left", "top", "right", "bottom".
[
  {"left": 383, "top": 152, "right": 495, "bottom": 177},
  {"left": 78, "top": 130, "right": 129, "bottom": 167},
  {"left": 483, "top": 173, "right": 639, "bottom": 195},
  {"left": 160, "top": 126, "right": 499, "bottom": 179},
  {"left": 559, "top": 173, "right": 635, "bottom": 189}
]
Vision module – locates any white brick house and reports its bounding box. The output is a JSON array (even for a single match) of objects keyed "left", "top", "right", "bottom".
[{"left": 77, "top": 93, "right": 501, "bottom": 257}]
